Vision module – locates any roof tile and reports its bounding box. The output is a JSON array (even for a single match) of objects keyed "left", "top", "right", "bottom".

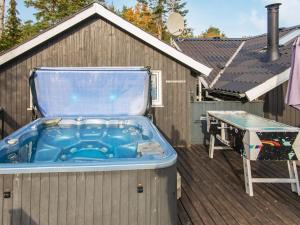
[{"left": 175, "top": 38, "right": 244, "bottom": 85}]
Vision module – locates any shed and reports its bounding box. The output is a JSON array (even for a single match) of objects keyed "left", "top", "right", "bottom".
[{"left": 0, "top": 2, "right": 212, "bottom": 146}]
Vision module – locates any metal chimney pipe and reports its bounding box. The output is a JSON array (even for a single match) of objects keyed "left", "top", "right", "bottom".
[{"left": 265, "top": 3, "right": 281, "bottom": 61}]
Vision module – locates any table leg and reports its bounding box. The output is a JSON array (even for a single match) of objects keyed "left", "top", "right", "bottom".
[
  {"left": 287, "top": 161, "right": 296, "bottom": 192},
  {"left": 293, "top": 161, "right": 300, "bottom": 196},
  {"left": 243, "top": 158, "right": 253, "bottom": 196},
  {"left": 209, "top": 134, "right": 215, "bottom": 159},
  {"left": 288, "top": 161, "right": 300, "bottom": 195}
]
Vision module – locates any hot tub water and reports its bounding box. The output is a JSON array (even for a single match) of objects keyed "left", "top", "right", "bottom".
[{"left": 1, "top": 119, "right": 153, "bottom": 163}]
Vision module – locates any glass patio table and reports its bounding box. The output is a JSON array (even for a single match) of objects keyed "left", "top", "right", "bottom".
[{"left": 207, "top": 111, "right": 300, "bottom": 196}]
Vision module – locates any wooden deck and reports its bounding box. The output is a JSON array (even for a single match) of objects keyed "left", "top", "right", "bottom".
[{"left": 177, "top": 145, "right": 300, "bottom": 225}]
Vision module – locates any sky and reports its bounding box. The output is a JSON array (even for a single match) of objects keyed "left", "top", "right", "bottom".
[{"left": 11, "top": 0, "right": 300, "bottom": 37}]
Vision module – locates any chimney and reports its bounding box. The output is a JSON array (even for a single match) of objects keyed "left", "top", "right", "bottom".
[{"left": 265, "top": 3, "right": 281, "bottom": 61}]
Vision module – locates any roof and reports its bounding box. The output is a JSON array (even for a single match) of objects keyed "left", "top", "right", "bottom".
[
  {"left": 213, "top": 26, "right": 300, "bottom": 101},
  {"left": 175, "top": 26, "right": 300, "bottom": 101},
  {"left": 175, "top": 38, "right": 245, "bottom": 87},
  {"left": 0, "top": 3, "right": 212, "bottom": 76}
]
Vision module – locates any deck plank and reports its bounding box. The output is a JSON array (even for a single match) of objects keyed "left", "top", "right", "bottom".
[
  {"left": 178, "top": 151, "right": 262, "bottom": 225},
  {"left": 177, "top": 199, "right": 193, "bottom": 225},
  {"left": 177, "top": 145, "right": 300, "bottom": 225},
  {"left": 184, "top": 146, "right": 280, "bottom": 225}
]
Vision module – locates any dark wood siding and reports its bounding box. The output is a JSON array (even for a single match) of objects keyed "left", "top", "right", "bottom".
[
  {"left": 0, "top": 166, "right": 177, "bottom": 225},
  {"left": 0, "top": 15, "right": 196, "bottom": 146},
  {"left": 264, "top": 81, "right": 300, "bottom": 127}
]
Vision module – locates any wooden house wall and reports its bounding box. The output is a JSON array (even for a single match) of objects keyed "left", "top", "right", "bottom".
[
  {"left": 0, "top": 15, "right": 197, "bottom": 146},
  {"left": 264, "top": 81, "right": 300, "bottom": 127}
]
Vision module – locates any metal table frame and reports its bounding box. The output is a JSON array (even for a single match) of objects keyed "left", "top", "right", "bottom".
[{"left": 207, "top": 111, "right": 300, "bottom": 197}]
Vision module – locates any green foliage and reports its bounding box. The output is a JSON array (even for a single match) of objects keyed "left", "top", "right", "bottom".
[
  {"left": 24, "top": 0, "right": 104, "bottom": 30},
  {"left": 107, "top": 3, "right": 123, "bottom": 16},
  {"left": 0, "top": 0, "right": 22, "bottom": 51},
  {"left": 151, "top": 0, "right": 166, "bottom": 40},
  {"left": 20, "top": 20, "right": 40, "bottom": 42},
  {"left": 166, "top": 0, "right": 188, "bottom": 17},
  {"left": 0, "top": 0, "right": 5, "bottom": 35},
  {"left": 166, "top": 0, "right": 193, "bottom": 38},
  {"left": 0, "top": 0, "right": 106, "bottom": 52},
  {"left": 152, "top": 0, "right": 191, "bottom": 40},
  {"left": 122, "top": 2, "right": 156, "bottom": 33},
  {"left": 0, "top": 0, "right": 191, "bottom": 52},
  {"left": 137, "top": 0, "right": 149, "bottom": 5},
  {"left": 122, "top": 0, "right": 191, "bottom": 41},
  {"left": 200, "top": 26, "right": 226, "bottom": 38}
]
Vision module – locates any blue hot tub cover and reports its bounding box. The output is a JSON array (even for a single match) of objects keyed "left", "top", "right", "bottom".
[{"left": 30, "top": 67, "right": 151, "bottom": 117}]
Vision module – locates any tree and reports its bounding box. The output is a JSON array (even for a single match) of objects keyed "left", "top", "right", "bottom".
[
  {"left": 200, "top": 26, "right": 226, "bottom": 38},
  {"left": 0, "top": 0, "right": 4, "bottom": 36},
  {"left": 166, "top": 0, "right": 188, "bottom": 17},
  {"left": 166, "top": 0, "right": 192, "bottom": 37},
  {"left": 122, "top": 2, "right": 156, "bottom": 34},
  {"left": 0, "top": 0, "right": 22, "bottom": 51},
  {"left": 122, "top": 0, "right": 190, "bottom": 41},
  {"left": 24, "top": 0, "right": 105, "bottom": 31},
  {"left": 107, "top": 3, "right": 120, "bottom": 15},
  {"left": 149, "top": 0, "right": 190, "bottom": 40},
  {"left": 150, "top": 0, "right": 166, "bottom": 40},
  {"left": 20, "top": 20, "right": 40, "bottom": 42}
]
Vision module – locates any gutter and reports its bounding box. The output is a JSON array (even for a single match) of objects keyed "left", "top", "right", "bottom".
[
  {"left": 245, "top": 68, "right": 290, "bottom": 101},
  {"left": 205, "top": 91, "right": 222, "bottom": 101},
  {"left": 207, "top": 89, "right": 246, "bottom": 99},
  {"left": 279, "top": 29, "right": 300, "bottom": 46},
  {"left": 208, "top": 67, "right": 290, "bottom": 101}
]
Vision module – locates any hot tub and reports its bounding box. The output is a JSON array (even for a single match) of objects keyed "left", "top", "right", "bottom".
[{"left": 0, "top": 67, "right": 177, "bottom": 225}]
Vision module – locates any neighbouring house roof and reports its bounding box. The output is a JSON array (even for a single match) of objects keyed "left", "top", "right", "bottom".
[
  {"left": 175, "top": 38, "right": 245, "bottom": 87},
  {"left": 175, "top": 25, "right": 300, "bottom": 101},
  {"left": 0, "top": 2, "right": 212, "bottom": 76}
]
